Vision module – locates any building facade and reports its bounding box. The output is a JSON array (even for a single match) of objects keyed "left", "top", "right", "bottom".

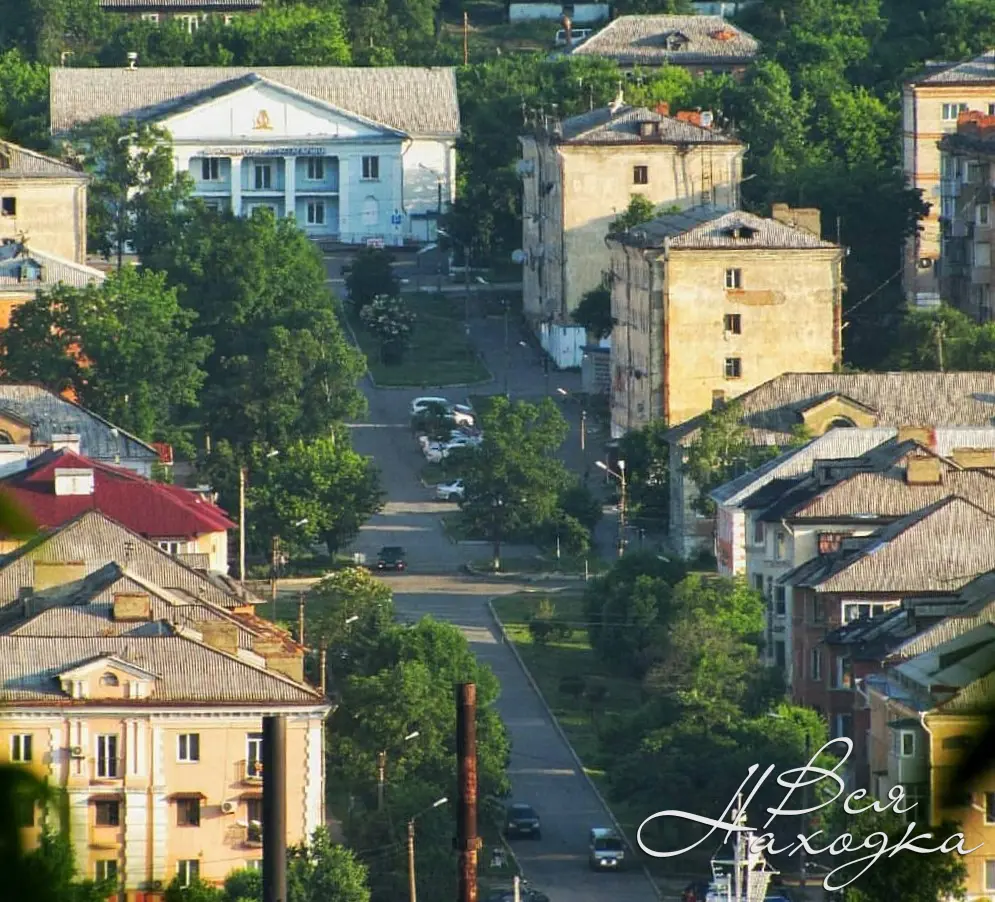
[
  {"left": 0, "top": 140, "right": 88, "bottom": 264},
  {"left": 50, "top": 67, "right": 460, "bottom": 246},
  {"left": 902, "top": 52, "right": 995, "bottom": 308},
  {"left": 519, "top": 102, "right": 744, "bottom": 367},
  {"left": 97, "top": 0, "right": 261, "bottom": 31},
  {"left": 0, "top": 242, "right": 106, "bottom": 328},
  {"left": 607, "top": 205, "right": 842, "bottom": 438}
]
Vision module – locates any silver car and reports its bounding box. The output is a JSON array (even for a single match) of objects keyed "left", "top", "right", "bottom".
[{"left": 588, "top": 828, "right": 625, "bottom": 871}]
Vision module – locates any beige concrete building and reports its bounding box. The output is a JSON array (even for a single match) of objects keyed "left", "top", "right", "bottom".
[
  {"left": 0, "top": 140, "right": 88, "bottom": 264},
  {"left": 606, "top": 204, "right": 842, "bottom": 438},
  {"left": 519, "top": 100, "right": 744, "bottom": 366},
  {"left": 902, "top": 52, "right": 995, "bottom": 307}
]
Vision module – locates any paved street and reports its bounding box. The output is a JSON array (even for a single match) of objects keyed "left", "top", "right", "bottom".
[{"left": 344, "top": 324, "right": 660, "bottom": 902}]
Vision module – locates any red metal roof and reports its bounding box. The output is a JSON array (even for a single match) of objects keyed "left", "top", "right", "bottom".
[{"left": 0, "top": 449, "right": 235, "bottom": 539}]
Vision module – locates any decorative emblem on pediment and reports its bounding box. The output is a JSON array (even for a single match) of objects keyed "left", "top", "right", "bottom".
[{"left": 253, "top": 110, "right": 273, "bottom": 131}]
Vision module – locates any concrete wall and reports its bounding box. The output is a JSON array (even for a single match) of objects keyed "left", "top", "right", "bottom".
[
  {"left": 0, "top": 178, "right": 87, "bottom": 263},
  {"left": 509, "top": 2, "right": 608, "bottom": 22}
]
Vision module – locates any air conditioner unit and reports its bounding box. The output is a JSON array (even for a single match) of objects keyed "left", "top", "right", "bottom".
[
  {"left": 69, "top": 746, "right": 84, "bottom": 758},
  {"left": 221, "top": 799, "right": 237, "bottom": 814}
]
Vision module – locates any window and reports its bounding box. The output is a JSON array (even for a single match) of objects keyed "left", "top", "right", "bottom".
[
  {"left": 201, "top": 158, "right": 220, "bottom": 181},
  {"left": 140, "top": 12, "right": 159, "bottom": 22},
  {"left": 247, "top": 798, "right": 263, "bottom": 843},
  {"left": 990, "top": 104, "right": 995, "bottom": 116},
  {"left": 633, "top": 165, "right": 648, "bottom": 185},
  {"left": 817, "top": 532, "right": 844, "bottom": 555},
  {"left": 254, "top": 163, "right": 272, "bottom": 190},
  {"left": 1, "top": 197, "right": 16, "bottom": 216},
  {"left": 810, "top": 647, "right": 822, "bottom": 681},
  {"left": 753, "top": 520, "right": 765, "bottom": 546},
  {"left": 841, "top": 600, "right": 899, "bottom": 624},
  {"left": 178, "top": 860, "right": 199, "bottom": 887},
  {"left": 362, "top": 156, "right": 380, "bottom": 180},
  {"left": 95, "top": 860, "right": 118, "bottom": 882},
  {"left": 832, "top": 713, "right": 852, "bottom": 739},
  {"left": 774, "top": 641, "right": 786, "bottom": 668},
  {"left": 247, "top": 732, "right": 263, "bottom": 775},
  {"left": 178, "top": 13, "right": 199, "bottom": 33},
  {"left": 306, "top": 157, "right": 324, "bottom": 180},
  {"left": 892, "top": 730, "right": 916, "bottom": 757},
  {"left": 157, "top": 540, "right": 188, "bottom": 555},
  {"left": 10, "top": 734, "right": 32, "bottom": 762},
  {"left": 831, "top": 656, "right": 851, "bottom": 689},
  {"left": 724, "top": 357, "right": 742, "bottom": 379},
  {"left": 307, "top": 201, "right": 325, "bottom": 225},
  {"left": 942, "top": 102, "right": 968, "bottom": 121},
  {"left": 245, "top": 859, "right": 263, "bottom": 871},
  {"left": 94, "top": 800, "right": 120, "bottom": 827},
  {"left": 774, "top": 586, "right": 786, "bottom": 616},
  {"left": 986, "top": 792, "right": 995, "bottom": 824},
  {"left": 813, "top": 598, "right": 825, "bottom": 623},
  {"left": 723, "top": 313, "right": 741, "bottom": 334},
  {"left": 967, "top": 162, "right": 990, "bottom": 184},
  {"left": 99, "top": 672, "right": 119, "bottom": 687},
  {"left": 752, "top": 573, "right": 763, "bottom": 592},
  {"left": 724, "top": 268, "right": 742, "bottom": 289},
  {"left": 987, "top": 859, "right": 995, "bottom": 891},
  {"left": 96, "top": 735, "right": 119, "bottom": 778},
  {"left": 978, "top": 203, "right": 991, "bottom": 226},
  {"left": 774, "top": 530, "right": 787, "bottom": 560},
  {"left": 178, "top": 734, "right": 200, "bottom": 763},
  {"left": 177, "top": 797, "right": 201, "bottom": 827}
]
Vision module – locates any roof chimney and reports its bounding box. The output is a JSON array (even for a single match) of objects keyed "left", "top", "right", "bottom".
[
  {"left": 950, "top": 447, "right": 995, "bottom": 468},
  {"left": 112, "top": 592, "right": 151, "bottom": 622},
  {"left": 771, "top": 203, "right": 822, "bottom": 238},
  {"left": 54, "top": 467, "right": 94, "bottom": 496},
  {"left": 656, "top": 101, "right": 670, "bottom": 117},
  {"left": 127, "top": 52, "right": 138, "bottom": 69},
  {"left": 51, "top": 433, "right": 81, "bottom": 453},
  {"left": 906, "top": 455, "right": 943, "bottom": 485}
]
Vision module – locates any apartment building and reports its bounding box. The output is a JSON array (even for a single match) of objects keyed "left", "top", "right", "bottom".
[
  {"left": 97, "top": 0, "right": 262, "bottom": 31},
  {"left": 519, "top": 100, "right": 744, "bottom": 367},
  {"left": 902, "top": 51, "right": 995, "bottom": 308},
  {"left": 607, "top": 204, "right": 842, "bottom": 438}
]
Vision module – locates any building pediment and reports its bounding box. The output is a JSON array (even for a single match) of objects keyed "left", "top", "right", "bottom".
[
  {"left": 161, "top": 76, "right": 406, "bottom": 143},
  {"left": 800, "top": 393, "right": 879, "bottom": 434},
  {"left": 58, "top": 654, "right": 157, "bottom": 699}
]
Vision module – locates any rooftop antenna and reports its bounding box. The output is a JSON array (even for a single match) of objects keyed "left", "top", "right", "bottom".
[{"left": 126, "top": 51, "right": 138, "bottom": 69}]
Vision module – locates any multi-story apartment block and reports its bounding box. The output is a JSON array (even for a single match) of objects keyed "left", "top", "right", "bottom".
[
  {"left": 902, "top": 51, "right": 995, "bottom": 308},
  {"left": 606, "top": 204, "right": 842, "bottom": 438},
  {"left": 519, "top": 100, "right": 745, "bottom": 367},
  {"left": 97, "top": 0, "right": 262, "bottom": 31}
]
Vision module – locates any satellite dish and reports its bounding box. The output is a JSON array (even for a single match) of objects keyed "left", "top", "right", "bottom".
[{"left": 511, "top": 249, "right": 527, "bottom": 264}]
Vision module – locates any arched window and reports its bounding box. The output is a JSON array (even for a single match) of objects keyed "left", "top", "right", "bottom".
[
  {"left": 99, "top": 672, "right": 119, "bottom": 687},
  {"left": 827, "top": 417, "right": 856, "bottom": 429},
  {"left": 0, "top": 430, "right": 13, "bottom": 444},
  {"left": 362, "top": 196, "right": 379, "bottom": 228}
]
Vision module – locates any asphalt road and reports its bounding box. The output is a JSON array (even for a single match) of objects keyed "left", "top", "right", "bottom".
[{"left": 345, "top": 374, "right": 660, "bottom": 902}]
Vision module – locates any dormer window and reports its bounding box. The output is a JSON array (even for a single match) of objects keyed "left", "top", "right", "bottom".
[
  {"left": 664, "top": 32, "right": 689, "bottom": 51},
  {"left": 722, "top": 226, "right": 758, "bottom": 239},
  {"left": 100, "top": 672, "right": 119, "bottom": 687}
]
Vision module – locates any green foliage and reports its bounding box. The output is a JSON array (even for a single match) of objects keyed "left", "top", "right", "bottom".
[
  {"left": 0, "top": 50, "right": 49, "bottom": 148},
  {"left": 344, "top": 247, "right": 401, "bottom": 312},
  {"left": 886, "top": 304, "right": 995, "bottom": 370},
  {"left": 571, "top": 285, "right": 613, "bottom": 340},
  {"left": 0, "top": 0, "right": 107, "bottom": 65},
  {"left": 165, "top": 877, "right": 223, "bottom": 902},
  {"left": 359, "top": 295, "right": 416, "bottom": 365},
  {"left": 609, "top": 194, "right": 658, "bottom": 234},
  {"left": 0, "top": 267, "right": 210, "bottom": 449},
  {"left": 144, "top": 206, "right": 366, "bottom": 451},
  {"left": 457, "top": 396, "right": 570, "bottom": 566},
  {"left": 223, "top": 868, "right": 262, "bottom": 902},
  {"left": 617, "top": 419, "right": 671, "bottom": 528},
  {"left": 558, "top": 481, "right": 602, "bottom": 532},
  {"left": 526, "top": 597, "right": 571, "bottom": 644},
  {"left": 287, "top": 828, "right": 371, "bottom": 902}
]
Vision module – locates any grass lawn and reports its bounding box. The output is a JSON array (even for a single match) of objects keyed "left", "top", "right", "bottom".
[
  {"left": 471, "top": 553, "right": 608, "bottom": 576},
  {"left": 347, "top": 293, "right": 491, "bottom": 387}
]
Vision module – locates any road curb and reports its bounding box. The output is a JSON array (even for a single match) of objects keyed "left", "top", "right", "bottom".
[
  {"left": 465, "top": 563, "right": 586, "bottom": 583},
  {"left": 487, "top": 599, "right": 663, "bottom": 901}
]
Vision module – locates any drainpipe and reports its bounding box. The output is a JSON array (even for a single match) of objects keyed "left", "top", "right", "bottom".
[
  {"left": 399, "top": 138, "right": 413, "bottom": 241},
  {"left": 918, "top": 710, "right": 936, "bottom": 824}
]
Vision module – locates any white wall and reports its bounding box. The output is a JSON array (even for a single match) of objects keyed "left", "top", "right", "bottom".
[{"left": 509, "top": 2, "right": 609, "bottom": 22}]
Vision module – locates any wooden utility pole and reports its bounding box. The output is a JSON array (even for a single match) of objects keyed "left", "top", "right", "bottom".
[
  {"left": 456, "top": 683, "right": 479, "bottom": 902},
  {"left": 262, "top": 716, "right": 287, "bottom": 902},
  {"left": 463, "top": 11, "right": 469, "bottom": 65},
  {"left": 377, "top": 750, "right": 387, "bottom": 811},
  {"left": 239, "top": 466, "right": 247, "bottom": 583},
  {"left": 296, "top": 592, "right": 305, "bottom": 645},
  {"left": 407, "top": 819, "right": 418, "bottom": 902},
  {"left": 270, "top": 535, "right": 281, "bottom": 612},
  {"left": 319, "top": 647, "right": 327, "bottom": 695}
]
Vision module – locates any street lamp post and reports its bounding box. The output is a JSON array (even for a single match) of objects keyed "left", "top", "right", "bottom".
[
  {"left": 556, "top": 388, "right": 587, "bottom": 451},
  {"left": 438, "top": 228, "right": 470, "bottom": 330},
  {"left": 503, "top": 298, "right": 511, "bottom": 398},
  {"left": 407, "top": 797, "right": 449, "bottom": 902},
  {"left": 377, "top": 730, "right": 420, "bottom": 811},
  {"left": 596, "top": 459, "right": 626, "bottom": 557},
  {"left": 271, "top": 518, "right": 308, "bottom": 617},
  {"left": 240, "top": 449, "right": 280, "bottom": 585}
]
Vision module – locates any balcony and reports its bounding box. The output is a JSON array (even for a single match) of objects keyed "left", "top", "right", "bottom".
[{"left": 238, "top": 759, "right": 264, "bottom": 784}]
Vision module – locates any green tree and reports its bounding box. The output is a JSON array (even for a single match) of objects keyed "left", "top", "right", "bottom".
[
  {"left": 0, "top": 50, "right": 49, "bottom": 148},
  {"left": 344, "top": 247, "right": 401, "bottom": 312},
  {"left": 617, "top": 419, "right": 671, "bottom": 529},
  {"left": 359, "top": 295, "right": 416, "bottom": 364},
  {"left": 0, "top": 267, "right": 210, "bottom": 448},
  {"left": 885, "top": 304, "right": 986, "bottom": 371},
  {"left": 571, "top": 285, "right": 614, "bottom": 340},
  {"left": 287, "top": 828, "right": 371, "bottom": 902},
  {"left": 457, "top": 396, "right": 570, "bottom": 568},
  {"left": 223, "top": 868, "right": 262, "bottom": 902},
  {"left": 609, "top": 194, "right": 658, "bottom": 234},
  {"left": 0, "top": 0, "right": 107, "bottom": 64},
  {"left": 144, "top": 207, "right": 367, "bottom": 450},
  {"left": 165, "top": 877, "right": 223, "bottom": 902}
]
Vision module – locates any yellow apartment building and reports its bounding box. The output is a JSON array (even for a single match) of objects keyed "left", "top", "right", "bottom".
[
  {"left": 0, "top": 627, "right": 329, "bottom": 899},
  {"left": 902, "top": 52, "right": 995, "bottom": 308},
  {"left": 519, "top": 99, "right": 745, "bottom": 366},
  {"left": 0, "top": 140, "right": 88, "bottom": 264},
  {"left": 606, "top": 204, "right": 843, "bottom": 437},
  {"left": 866, "top": 626, "right": 995, "bottom": 901}
]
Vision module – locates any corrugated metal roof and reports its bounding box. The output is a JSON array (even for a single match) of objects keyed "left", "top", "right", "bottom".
[
  {"left": 911, "top": 50, "right": 995, "bottom": 85},
  {"left": 100, "top": 0, "right": 259, "bottom": 7},
  {"left": 625, "top": 207, "right": 838, "bottom": 249},
  {"left": 0, "top": 244, "right": 106, "bottom": 293},
  {"left": 0, "top": 635, "right": 322, "bottom": 703},
  {"left": 570, "top": 15, "right": 759, "bottom": 66},
  {"left": 559, "top": 103, "right": 738, "bottom": 144},
  {"left": 50, "top": 67, "right": 461, "bottom": 137},
  {"left": 0, "top": 140, "right": 87, "bottom": 180}
]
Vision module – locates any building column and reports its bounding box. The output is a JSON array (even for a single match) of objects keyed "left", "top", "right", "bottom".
[
  {"left": 338, "top": 157, "right": 349, "bottom": 243},
  {"left": 231, "top": 156, "right": 243, "bottom": 216},
  {"left": 284, "top": 155, "right": 296, "bottom": 220},
  {"left": 149, "top": 726, "right": 167, "bottom": 882},
  {"left": 304, "top": 718, "right": 323, "bottom": 836},
  {"left": 124, "top": 790, "right": 149, "bottom": 890}
]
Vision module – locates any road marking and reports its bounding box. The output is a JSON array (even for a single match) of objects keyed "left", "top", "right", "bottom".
[
  {"left": 504, "top": 718, "right": 551, "bottom": 727},
  {"left": 347, "top": 423, "right": 409, "bottom": 428},
  {"left": 508, "top": 767, "right": 577, "bottom": 776}
]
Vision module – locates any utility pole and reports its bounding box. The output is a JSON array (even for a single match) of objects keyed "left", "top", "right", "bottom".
[
  {"left": 407, "top": 819, "right": 418, "bottom": 902},
  {"left": 934, "top": 320, "right": 946, "bottom": 371},
  {"left": 262, "top": 716, "right": 287, "bottom": 902},
  {"left": 239, "top": 466, "right": 247, "bottom": 583},
  {"left": 580, "top": 408, "right": 587, "bottom": 451},
  {"left": 270, "top": 535, "right": 280, "bottom": 615},
  {"left": 377, "top": 750, "right": 387, "bottom": 811},
  {"left": 456, "top": 683, "right": 479, "bottom": 902},
  {"left": 503, "top": 299, "right": 510, "bottom": 398},
  {"left": 513, "top": 875, "right": 521, "bottom": 902},
  {"left": 297, "top": 592, "right": 305, "bottom": 646},
  {"left": 618, "top": 461, "right": 627, "bottom": 558},
  {"left": 319, "top": 646, "right": 327, "bottom": 695},
  {"left": 463, "top": 11, "right": 469, "bottom": 65}
]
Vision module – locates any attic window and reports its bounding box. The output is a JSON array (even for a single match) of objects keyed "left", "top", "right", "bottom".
[
  {"left": 828, "top": 417, "right": 856, "bottom": 428},
  {"left": 100, "top": 672, "right": 119, "bottom": 687},
  {"left": 723, "top": 225, "right": 758, "bottom": 239},
  {"left": 665, "top": 32, "right": 689, "bottom": 50}
]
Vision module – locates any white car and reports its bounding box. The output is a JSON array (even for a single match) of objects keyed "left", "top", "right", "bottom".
[
  {"left": 411, "top": 396, "right": 451, "bottom": 416},
  {"left": 436, "top": 479, "right": 465, "bottom": 501},
  {"left": 448, "top": 405, "right": 475, "bottom": 427},
  {"left": 444, "top": 435, "right": 481, "bottom": 452}
]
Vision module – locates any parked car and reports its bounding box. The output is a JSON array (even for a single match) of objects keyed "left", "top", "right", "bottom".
[
  {"left": 588, "top": 827, "right": 625, "bottom": 871},
  {"left": 447, "top": 404, "right": 475, "bottom": 427},
  {"left": 411, "top": 396, "right": 450, "bottom": 416},
  {"left": 443, "top": 435, "right": 481, "bottom": 451},
  {"left": 376, "top": 546, "right": 406, "bottom": 571},
  {"left": 505, "top": 802, "right": 541, "bottom": 839},
  {"left": 423, "top": 443, "right": 444, "bottom": 463},
  {"left": 436, "top": 479, "right": 465, "bottom": 501}
]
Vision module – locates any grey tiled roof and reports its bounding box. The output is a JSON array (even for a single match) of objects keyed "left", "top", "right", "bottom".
[
  {"left": 892, "top": 573, "right": 995, "bottom": 660},
  {"left": 558, "top": 103, "right": 738, "bottom": 145},
  {"left": 570, "top": 15, "right": 759, "bottom": 67},
  {"left": 617, "top": 208, "right": 837, "bottom": 250},
  {"left": 911, "top": 50, "right": 995, "bottom": 85},
  {"left": 0, "top": 141, "right": 87, "bottom": 180},
  {"left": 666, "top": 374, "right": 995, "bottom": 446},
  {"left": 50, "top": 67, "right": 461, "bottom": 137},
  {"left": 805, "top": 498, "right": 995, "bottom": 594},
  {"left": 100, "top": 0, "right": 260, "bottom": 7},
  {"left": 0, "top": 510, "right": 254, "bottom": 612},
  {"left": 0, "top": 383, "right": 157, "bottom": 463},
  {"left": 0, "top": 635, "right": 323, "bottom": 704},
  {"left": 0, "top": 243, "right": 106, "bottom": 293}
]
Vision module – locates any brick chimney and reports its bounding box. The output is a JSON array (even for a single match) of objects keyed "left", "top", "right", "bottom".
[
  {"left": 675, "top": 110, "right": 702, "bottom": 127},
  {"left": 656, "top": 101, "right": 670, "bottom": 117},
  {"left": 771, "top": 203, "right": 822, "bottom": 238}
]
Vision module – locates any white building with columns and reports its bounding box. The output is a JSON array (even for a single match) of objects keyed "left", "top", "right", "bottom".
[{"left": 49, "top": 66, "right": 461, "bottom": 245}]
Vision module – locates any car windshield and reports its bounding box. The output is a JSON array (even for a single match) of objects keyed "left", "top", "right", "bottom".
[
  {"left": 380, "top": 547, "right": 404, "bottom": 558},
  {"left": 594, "top": 837, "right": 623, "bottom": 852},
  {"left": 511, "top": 806, "right": 535, "bottom": 818}
]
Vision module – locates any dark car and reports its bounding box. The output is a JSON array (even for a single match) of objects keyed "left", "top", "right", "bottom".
[
  {"left": 486, "top": 884, "right": 548, "bottom": 902},
  {"left": 504, "top": 802, "right": 541, "bottom": 839},
  {"left": 376, "top": 546, "right": 406, "bottom": 571}
]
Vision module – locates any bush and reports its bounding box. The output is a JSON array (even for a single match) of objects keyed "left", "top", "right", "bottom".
[
  {"left": 344, "top": 247, "right": 399, "bottom": 311},
  {"left": 559, "top": 674, "right": 586, "bottom": 701}
]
